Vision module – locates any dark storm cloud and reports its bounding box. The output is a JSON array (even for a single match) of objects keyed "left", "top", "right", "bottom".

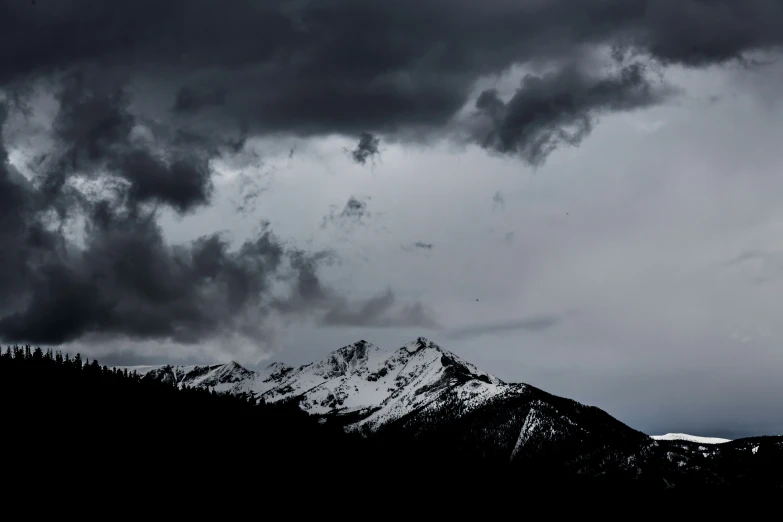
[
  {"left": 472, "top": 63, "right": 672, "bottom": 166},
  {"left": 347, "top": 133, "right": 381, "bottom": 165},
  {"left": 172, "top": 86, "right": 227, "bottom": 115},
  {"left": 3, "top": 1, "right": 781, "bottom": 165},
  {"left": 321, "top": 196, "right": 371, "bottom": 229},
  {"left": 0, "top": 85, "right": 337, "bottom": 346},
  {"left": 44, "top": 71, "right": 214, "bottom": 215},
  {"left": 322, "top": 288, "right": 439, "bottom": 329},
  {"left": 0, "top": 183, "right": 332, "bottom": 345},
  {"left": 443, "top": 314, "right": 565, "bottom": 341}
]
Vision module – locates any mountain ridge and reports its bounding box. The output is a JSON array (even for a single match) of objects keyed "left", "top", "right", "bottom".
[
  {"left": 119, "top": 336, "right": 783, "bottom": 488},
  {"left": 119, "top": 337, "right": 509, "bottom": 431}
]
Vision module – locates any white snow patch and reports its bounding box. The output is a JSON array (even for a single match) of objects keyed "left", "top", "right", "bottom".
[
  {"left": 651, "top": 433, "right": 730, "bottom": 444},
  {"left": 510, "top": 407, "right": 541, "bottom": 461}
]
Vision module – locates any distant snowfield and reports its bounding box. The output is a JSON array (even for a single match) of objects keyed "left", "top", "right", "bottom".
[{"left": 651, "top": 433, "right": 731, "bottom": 444}]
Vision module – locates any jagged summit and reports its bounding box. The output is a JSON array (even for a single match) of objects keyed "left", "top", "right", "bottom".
[
  {"left": 403, "top": 336, "right": 436, "bottom": 353},
  {"left": 325, "top": 339, "right": 383, "bottom": 370},
  {"left": 213, "top": 361, "right": 255, "bottom": 383}
]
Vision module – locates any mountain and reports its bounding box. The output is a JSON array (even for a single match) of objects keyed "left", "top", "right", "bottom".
[
  {"left": 121, "top": 337, "right": 504, "bottom": 432},
  {"left": 122, "top": 337, "right": 783, "bottom": 490},
  {"left": 6, "top": 343, "right": 780, "bottom": 502},
  {"left": 118, "top": 360, "right": 257, "bottom": 394},
  {"left": 652, "top": 433, "right": 731, "bottom": 444}
]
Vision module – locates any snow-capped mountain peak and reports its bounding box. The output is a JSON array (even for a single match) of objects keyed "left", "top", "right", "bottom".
[
  {"left": 398, "top": 337, "right": 503, "bottom": 385},
  {"left": 213, "top": 361, "right": 255, "bottom": 382},
  {"left": 121, "top": 338, "right": 507, "bottom": 431},
  {"left": 316, "top": 339, "right": 385, "bottom": 378},
  {"left": 403, "top": 336, "right": 434, "bottom": 353}
]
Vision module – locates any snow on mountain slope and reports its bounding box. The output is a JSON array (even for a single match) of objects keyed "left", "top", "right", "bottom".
[
  {"left": 116, "top": 361, "right": 254, "bottom": 394},
  {"left": 119, "top": 337, "right": 511, "bottom": 432},
  {"left": 254, "top": 339, "right": 392, "bottom": 414},
  {"left": 254, "top": 337, "right": 507, "bottom": 429},
  {"left": 652, "top": 433, "right": 731, "bottom": 444},
  {"left": 343, "top": 338, "right": 509, "bottom": 432}
]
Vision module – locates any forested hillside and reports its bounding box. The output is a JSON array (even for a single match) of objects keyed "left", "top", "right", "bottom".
[{"left": 1, "top": 346, "right": 348, "bottom": 471}]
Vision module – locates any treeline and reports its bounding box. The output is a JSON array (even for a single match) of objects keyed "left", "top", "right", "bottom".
[
  {"left": 0, "top": 345, "right": 536, "bottom": 493},
  {"left": 1, "top": 345, "right": 359, "bottom": 478},
  {"left": 1, "top": 345, "right": 262, "bottom": 418}
]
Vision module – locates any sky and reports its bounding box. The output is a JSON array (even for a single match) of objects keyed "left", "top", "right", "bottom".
[{"left": 2, "top": 0, "right": 783, "bottom": 438}]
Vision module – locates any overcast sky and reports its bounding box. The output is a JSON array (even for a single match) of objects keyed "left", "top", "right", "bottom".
[{"left": 2, "top": 1, "right": 783, "bottom": 438}]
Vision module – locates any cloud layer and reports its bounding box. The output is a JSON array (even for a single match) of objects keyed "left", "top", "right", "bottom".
[
  {"left": 4, "top": 1, "right": 781, "bottom": 164},
  {"left": 2, "top": 0, "right": 783, "bottom": 361}
]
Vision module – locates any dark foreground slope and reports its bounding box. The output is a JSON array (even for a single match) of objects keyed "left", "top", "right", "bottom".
[
  {"left": 2, "top": 346, "right": 781, "bottom": 505},
  {"left": 2, "top": 346, "right": 338, "bottom": 464}
]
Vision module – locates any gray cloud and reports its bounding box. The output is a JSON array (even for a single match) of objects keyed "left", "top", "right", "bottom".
[
  {"left": 443, "top": 314, "right": 565, "bottom": 341},
  {"left": 402, "top": 241, "right": 434, "bottom": 252},
  {"left": 722, "top": 249, "right": 766, "bottom": 267},
  {"left": 719, "top": 248, "right": 783, "bottom": 286},
  {"left": 322, "top": 288, "right": 439, "bottom": 329},
  {"left": 492, "top": 191, "right": 504, "bottom": 211},
  {"left": 472, "top": 62, "right": 674, "bottom": 165},
  {"left": 321, "top": 195, "right": 371, "bottom": 229},
  {"left": 347, "top": 132, "right": 381, "bottom": 165},
  {"left": 233, "top": 169, "right": 273, "bottom": 215}
]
